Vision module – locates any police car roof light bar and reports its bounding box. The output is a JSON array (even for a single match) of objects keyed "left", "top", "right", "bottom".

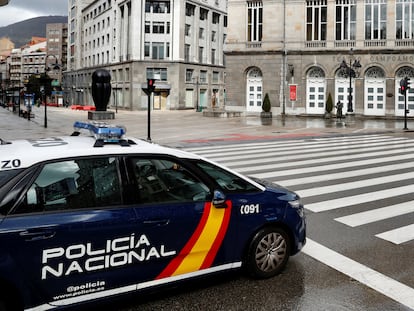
[
  {"left": 0, "top": 138, "right": 11, "bottom": 145},
  {"left": 72, "top": 121, "right": 130, "bottom": 147}
]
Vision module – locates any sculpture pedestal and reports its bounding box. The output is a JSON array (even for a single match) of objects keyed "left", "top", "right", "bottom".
[{"left": 88, "top": 111, "right": 115, "bottom": 120}]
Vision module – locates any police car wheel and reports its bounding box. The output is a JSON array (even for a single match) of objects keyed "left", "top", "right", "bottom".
[
  {"left": 245, "top": 227, "right": 291, "bottom": 279},
  {"left": 0, "top": 300, "right": 6, "bottom": 311}
]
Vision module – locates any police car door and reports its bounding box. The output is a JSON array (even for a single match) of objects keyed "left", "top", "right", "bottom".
[
  {"left": 126, "top": 156, "right": 233, "bottom": 283},
  {"left": 0, "top": 156, "right": 139, "bottom": 308}
]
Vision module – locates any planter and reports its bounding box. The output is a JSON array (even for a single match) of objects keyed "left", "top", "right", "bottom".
[
  {"left": 260, "top": 111, "right": 272, "bottom": 118},
  {"left": 324, "top": 112, "right": 332, "bottom": 119},
  {"left": 260, "top": 111, "right": 272, "bottom": 125}
]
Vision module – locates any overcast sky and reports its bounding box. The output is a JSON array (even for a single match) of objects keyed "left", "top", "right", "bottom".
[{"left": 0, "top": 0, "right": 68, "bottom": 27}]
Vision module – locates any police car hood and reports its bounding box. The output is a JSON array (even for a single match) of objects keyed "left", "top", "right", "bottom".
[{"left": 249, "top": 176, "right": 300, "bottom": 200}]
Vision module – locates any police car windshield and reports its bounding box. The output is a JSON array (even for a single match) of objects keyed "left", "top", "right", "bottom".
[{"left": 194, "top": 160, "right": 259, "bottom": 193}]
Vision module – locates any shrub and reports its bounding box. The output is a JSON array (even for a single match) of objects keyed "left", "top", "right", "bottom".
[
  {"left": 262, "top": 93, "right": 271, "bottom": 112},
  {"left": 326, "top": 93, "right": 333, "bottom": 113}
]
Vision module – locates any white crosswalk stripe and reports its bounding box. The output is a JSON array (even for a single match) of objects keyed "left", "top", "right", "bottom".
[
  {"left": 184, "top": 134, "right": 414, "bottom": 245},
  {"left": 375, "top": 224, "right": 414, "bottom": 244},
  {"left": 335, "top": 201, "right": 414, "bottom": 227}
]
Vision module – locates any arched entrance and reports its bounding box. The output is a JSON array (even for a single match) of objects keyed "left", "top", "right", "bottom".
[
  {"left": 306, "top": 67, "right": 326, "bottom": 115},
  {"left": 395, "top": 67, "right": 414, "bottom": 117},
  {"left": 364, "top": 67, "right": 386, "bottom": 116},
  {"left": 246, "top": 68, "right": 263, "bottom": 112}
]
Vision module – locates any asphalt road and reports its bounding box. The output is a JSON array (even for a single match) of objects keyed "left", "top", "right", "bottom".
[
  {"left": 2, "top": 106, "right": 414, "bottom": 310},
  {"left": 0, "top": 105, "right": 409, "bottom": 144}
]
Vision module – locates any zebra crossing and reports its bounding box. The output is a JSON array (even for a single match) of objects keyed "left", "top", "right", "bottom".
[{"left": 184, "top": 134, "right": 414, "bottom": 246}]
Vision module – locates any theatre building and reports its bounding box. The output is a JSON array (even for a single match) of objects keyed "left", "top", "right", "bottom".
[{"left": 224, "top": 0, "right": 414, "bottom": 117}]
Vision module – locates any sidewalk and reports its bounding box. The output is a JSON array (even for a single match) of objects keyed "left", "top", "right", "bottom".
[{"left": 0, "top": 105, "right": 411, "bottom": 147}]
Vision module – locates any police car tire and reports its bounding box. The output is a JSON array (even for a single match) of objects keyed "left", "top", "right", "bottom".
[
  {"left": 0, "top": 300, "right": 6, "bottom": 311},
  {"left": 245, "top": 227, "right": 291, "bottom": 279}
]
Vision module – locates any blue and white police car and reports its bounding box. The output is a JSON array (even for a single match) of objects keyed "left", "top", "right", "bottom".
[{"left": 0, "top": 122, "right": 306, "bottom": 310}]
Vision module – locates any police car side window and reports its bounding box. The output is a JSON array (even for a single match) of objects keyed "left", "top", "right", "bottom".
[
  {"left": 13, "top": 157, "right": 122, "bottom": 214},
  {"left": 196, "top": 161, "right": 259, "bottom": 193},
  {"left": 131, "top": 158, "right": 210, "bottom": 204}
]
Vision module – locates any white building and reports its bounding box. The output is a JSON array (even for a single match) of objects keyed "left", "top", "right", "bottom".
[{"left": 66, "top": 0, "right": 227, "bottom": 111}]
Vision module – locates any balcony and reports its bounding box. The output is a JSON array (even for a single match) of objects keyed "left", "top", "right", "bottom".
[
  {"left": 305, "top": 41, "right": 326, "bottom": 48},
  {"left": 246, "top": 42, "right": 262, "bottom": 48},
  {"left": 395, "top": 39, "right": 414, "bottom": 47},
  {"left": 364, "top": 40, "right": 386, "bottom": 47},
  {"left": 335, "top": 40, "right": 356, "bottom": 48}
]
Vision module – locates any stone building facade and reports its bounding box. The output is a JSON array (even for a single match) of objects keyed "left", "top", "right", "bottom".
[
  {"left": 225, "top": 0, "right": 414, "bottom": 118},
  {"left": 66, "top": 0, "right": 227, "bottom": 111}
]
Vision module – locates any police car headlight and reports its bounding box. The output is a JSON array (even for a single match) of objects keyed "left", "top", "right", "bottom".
[{"left": 288, "top": 199, "right": 305, "bottom": 218}]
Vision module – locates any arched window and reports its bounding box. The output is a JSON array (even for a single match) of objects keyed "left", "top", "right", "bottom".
[
  {"left": 395, "top": 67, "right": 414, "bottom": 117},
  {"left": 306, "top": 67, "right": 326, "bottom": 114},
  {"left": 246, "top": 67, "right": 263, "bottom": 112},
  {"left": 364, "top": 67, "right": 386, "bottom": 116}
]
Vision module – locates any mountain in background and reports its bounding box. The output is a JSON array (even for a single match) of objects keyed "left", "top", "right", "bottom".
[{"left": 0, "top": 16, "right": 68, "bottom": 48}]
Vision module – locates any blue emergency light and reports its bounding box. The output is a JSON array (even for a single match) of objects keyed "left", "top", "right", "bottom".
[{"left": 73, "top": 121, "right": 129, "bottom": 147}]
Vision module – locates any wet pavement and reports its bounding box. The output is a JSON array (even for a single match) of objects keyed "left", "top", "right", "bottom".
[
  {"left": 0, "top": 105, "right": 413, "bottom": 146},
  {"left": 2, "top": 104, "right": 413, "bottom": 311}
]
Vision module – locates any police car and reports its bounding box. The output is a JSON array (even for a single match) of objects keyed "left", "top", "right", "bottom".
[{"left": 0, "top": 121, "right": 306, "bottom": 310}]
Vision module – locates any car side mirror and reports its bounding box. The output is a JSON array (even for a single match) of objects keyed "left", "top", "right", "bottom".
[{"left": 212, "top": 190, "right": 227, "bottom": 208}]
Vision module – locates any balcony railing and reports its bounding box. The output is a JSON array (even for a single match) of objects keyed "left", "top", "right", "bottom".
[
  {"left": 246, "top": 42, "right": 262, "bottom": 48},
  {"left": 395, "top": 39, "right": 414, "bottom": 47},
  {"left": 335, "top": 40, "right": 356, "bottom": 48},
  {"left": 305, "top": 41, "right": 326, "bottom": 48},
  {"left": 364, "top": 40, "right": 386, "bottom": 47}
]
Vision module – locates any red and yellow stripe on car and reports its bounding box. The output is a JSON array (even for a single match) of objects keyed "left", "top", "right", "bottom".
[{"left": 157, "top": 201, "right": 232, "bottom": 279}]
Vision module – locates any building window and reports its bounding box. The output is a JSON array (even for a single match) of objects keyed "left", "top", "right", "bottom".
[
  {"left": 145, "top": 1, "right": 170, "bottom": 14},
  {"left": 145, "top": 42, "right": 150, "bottom": 57},
  {"left": 151, "top": 42, "right": 169, "bottom": 60},
  {"left": 365, "top": 0, "right": 386, "bottom": 40},
  {"left": 247, "top": 1, "right": 263, "bottom": 42},
  {"left": 213, "top": 71, "right": 219, "bottom": 83},
  {"left": 200, "top": 8, "right": 208, "bottom": 21},
  {"left": 152, "top": 42, "right": 164, "bottom": 59},
  {"left": 212, "top": 31, "right": 217, "bottom": 42},
  {"left": 200, "top": 70, "right": 207, "bottom": 83},
  {"left": 146, "top": 68, "right": 168, "bottom": 81},
  {"left": 153, "top": 22, "right": 165, "bottom": 33},
  {"left": 186, "top": 69, "right": 194, "bottom": 82},
  {"left": 211, "top": 49, "right": 216, "bottom": 65},
  {"left": 396, "top": 0, "right": 414, "bottom": 39},
  {"left": 186, "top": 3, "right": 195, "bottom": 16},
  {"left": 199, "top": 27, "right": 205, "bottom": 39},
  {"left": 185, "top": 44, "right": 190, "bottom": 62},
  {"left": 213, "top": 12, "right": 220, "bottom": 24},
  {"left": 185, "top": 24, "right": 191, "bottom": 36},
  {"left": 145, "top": 21, "right": 151, "bottom": 33},
  {"left": 306, "top": 0, "right": 327, "bottom": 41},
  {"left": 199, "top": 47, "right": 204, "bottom": 63},
  {"left": 335, "top": 0, "right": 356, "bottom": 40}
]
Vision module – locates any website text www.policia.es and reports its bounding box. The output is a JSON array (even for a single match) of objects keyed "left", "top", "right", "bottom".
[{"left": 53, "top": 281, "right": 106, "bottom": 301}]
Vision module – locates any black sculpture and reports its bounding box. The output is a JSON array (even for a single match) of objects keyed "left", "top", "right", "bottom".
[{"left": 91, "top": 69, "right": 111, "bottom": 111}]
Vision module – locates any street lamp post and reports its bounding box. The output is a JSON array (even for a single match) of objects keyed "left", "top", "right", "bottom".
[
  {"left": 193, "top": 75, "right": 199, "bottom": 111},
  {"left": 339, "top": 48, "right": 362, "bottom": 114},
  {"left": 43, "top": 55, "right": 61, "bottom": 128}
]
